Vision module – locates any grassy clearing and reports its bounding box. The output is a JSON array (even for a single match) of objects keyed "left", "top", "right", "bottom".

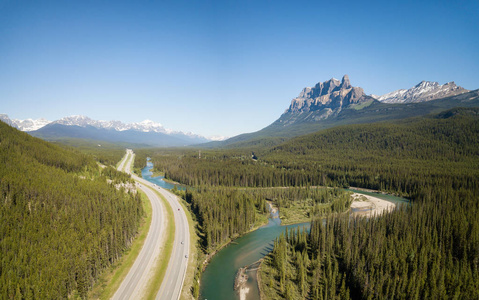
[
  {"left": 349, "top": 99, "right": 374, "bottom": 110},
  {"left": 278, "top": 199, "right": 316, "bottom": 225},
  {"left": 88, "top": 189, "right": 152, "bottom": 299},
  {"left": 142, "top": 188, "right": 175, "bottom": 299},
  {"left": 255, "top": 209, "right": 270, "bottom": 228}
]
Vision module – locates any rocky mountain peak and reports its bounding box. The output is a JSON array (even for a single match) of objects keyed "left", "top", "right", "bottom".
[
  {"left": 281, "top": 75, "right": 372, "bottom": 125},
  {"left": 376, "top": 80, "right": 468, "bottom": 103},
  {"left": 287, "top": 75, "right": 369, "bottom": 114},
  {"left": 341, "top": 74, "right": 351, "bottom": 89},
  {"left": 0, "top": 114, "right": 51, "bottom": 131}
]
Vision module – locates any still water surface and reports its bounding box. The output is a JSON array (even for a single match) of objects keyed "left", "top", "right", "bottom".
[{"left": 141, "top": 159, "right": 186, "bottom": 190}]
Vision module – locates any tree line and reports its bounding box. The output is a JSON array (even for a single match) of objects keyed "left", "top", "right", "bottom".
[
  {"left": 263, "top": 183, "right": 478, "bottom": 299},
  {"left": 133, "top": 108, "right": 479, "bottom": 298},
  {"left": 0, "top": 121, "right": 144, "bottom": 299}
]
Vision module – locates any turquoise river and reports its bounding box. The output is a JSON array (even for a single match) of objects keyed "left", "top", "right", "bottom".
[{"left": 140, "top": 162, "right": 407, "bottom": 300}]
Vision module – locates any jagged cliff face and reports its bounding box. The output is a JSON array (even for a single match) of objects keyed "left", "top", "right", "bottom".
[{"left": 279, "top": 75, "right": 372, "bottom": 125}]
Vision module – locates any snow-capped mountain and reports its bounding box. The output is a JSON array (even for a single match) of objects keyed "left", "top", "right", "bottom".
[
  {"left": 0, "top": 114, "right": 216, "bottom": 144},
  {"left": 0, "top": 114, "right": 51, "bottom": 131},
  {"left": 208, "top": 135, "right": 229, "bottom": 141},
  {"left": 375, "top": 81, "right": 468, "bottom": 104},
  {"left": 0, "top": 114, "right": 15, "bottom": 127},
  {"left": 52, "top": 115, "right": 171, "bottom": 133},
  {"left": 14, "top": 118, "right": 51, "bottom": 131}
]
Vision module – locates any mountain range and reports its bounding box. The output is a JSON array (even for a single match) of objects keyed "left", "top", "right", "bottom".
[
  {"left": 0, "top": 114, "right": 225, "bottom": 147},
  {"left": 2, "top": 75, "right": 477, "bottom": 148},
  {"left": 219, "top": 75, "right": 478, "bottom": 148},
  {"left": 374, "top": 80, "right": 468, "bottom": 103}
]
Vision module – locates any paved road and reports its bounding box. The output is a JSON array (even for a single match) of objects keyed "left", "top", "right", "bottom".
[
  {"left": 116, "top": 150, "right": 129, "bottom": 172},
  {"left": 113, "top": 149, "right": 190, "bottom": 300},
  {"left": 113, "top": 150, "right": 167, "bottom": 300},
  {"left": 155, "top": 186, "right": 189, "bottom": 300}
]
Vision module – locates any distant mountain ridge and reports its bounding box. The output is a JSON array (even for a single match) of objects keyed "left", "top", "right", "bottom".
[
  {"left": 0, "top": 114, "right": 51, "bottom": 131},
  {"left": 374, "top": 80, "right": 468, "bottom": 103},
  {"left": 30, "top": 123, "right": 204, "bottom": 147},
  {"left": 0, "top": 114, "right": 218, "bottom": 146}
]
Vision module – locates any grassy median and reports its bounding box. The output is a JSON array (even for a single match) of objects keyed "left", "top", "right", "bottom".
[{"left": 142, "top": 188, "right": 176, "bottom": 299}]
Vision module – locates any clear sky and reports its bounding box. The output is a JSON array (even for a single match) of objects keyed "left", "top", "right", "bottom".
[{"left": 1, "top": 0, "right": 478, "bottom": 138}]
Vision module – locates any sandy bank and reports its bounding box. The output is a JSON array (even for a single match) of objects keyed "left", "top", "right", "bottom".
[
  {"left": 240, "top": 286, "right": 250, "bottom": 300},
  {"left": 350, "top": 193, "right": 396, "bottom": 217}
]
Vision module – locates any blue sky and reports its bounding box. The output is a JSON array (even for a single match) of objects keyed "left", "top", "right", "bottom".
[{"left": 1, "top": 0, "right": 478, "bottom": 137}]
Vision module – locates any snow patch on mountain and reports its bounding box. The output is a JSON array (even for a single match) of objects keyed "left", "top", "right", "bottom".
[
  {"left": 1, "top": 114, "right": 214, "bottom": 141},
  {"left": 0, "top": 114, "right": 52, "bottom": 131},
  {"left": 15, "top": 118, "right": 51, "bottom": 131},
  {"left": 375, "top": 81, "right": 468, "bottom": 103},
  {"left": 208, "top": 135, "right": 229, "bottom": 141}
]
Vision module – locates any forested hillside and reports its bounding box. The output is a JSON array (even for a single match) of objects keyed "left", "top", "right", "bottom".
[
  {"left": 48, "top": 138, "right": 128, "bottom": 166},
  {"left": 219, "top": 90, "right": 479, "bottom": 148},
  {"left": 0, "top": 121, "right": 143, "bottom": 299},
  {"left": 261, "top": 183, "right": 479, "bottom": 299},
  {"left": 140, "top": 108, "right": 478, "bottom": 198},
  {"left": 178, "top": 186, "right": 351, "bottom": 253},
  {"left": 258, "top": 108, "right": 479, "bottom": 299},
  {"left": 136, "top": 108, "right": 479, "bottom": 298}
]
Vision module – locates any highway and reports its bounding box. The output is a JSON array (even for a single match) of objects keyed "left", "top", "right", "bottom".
[{"left": 113, "top": 149, "right": 190, "bottom": 300}]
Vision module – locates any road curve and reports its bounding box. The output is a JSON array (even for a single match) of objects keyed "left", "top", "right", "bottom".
[
  {"left": 113, "top": 149, "right": 190, "bottom": 300},
  {"left": 113, "top": 150, "right": 167, "bottom": 300}
]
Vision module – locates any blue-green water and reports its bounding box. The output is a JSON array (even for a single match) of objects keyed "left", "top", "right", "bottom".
[
  {"left": 141, "top": 160, "right": 186, "bottom": 191},
  {"left": 139, "top": 159, "right": 409, "bottom": 300},
  {"left": 200, "top": 221, "right": 310, "bottom": 300},
  {"left": 200, "top": 189, "right": 409, "bottom": 300}
]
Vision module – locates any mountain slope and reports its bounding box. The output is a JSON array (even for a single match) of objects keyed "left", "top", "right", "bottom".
[
  {"left": 257, "top": 108, "right": 479, "bottom": 299},
  {"left": 0, "top": 120, "right": 143, "bottom": 298},
  {"left": 0, "top": 114, "right": 211, "bottom": 145},
  {"left": 29, "top": 123, "right": 204, "bottom": 147},
  {"left": 219, "top": 83, "right": 479, "bottom": 149},
  {"left": 376, "top": 80, "right": 468, "bottom": 103}
]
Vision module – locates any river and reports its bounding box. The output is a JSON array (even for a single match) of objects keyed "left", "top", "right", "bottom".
[
  {"left": 141, "top": 159, "right": 186, "bottom": 190},
  {"left": 200, "top": 219, "right": 310, "bottom": 300},
  {"left": 199, "top": 189, "right": 408, "bottom": 300},
  {"left": 139, "top": 162, "right": 408, "bottom": 300}
]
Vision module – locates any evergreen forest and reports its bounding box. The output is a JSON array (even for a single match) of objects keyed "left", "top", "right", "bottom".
[
  {"left": 0, "top": 121, "right": 144, "bottom": 299},
  {"left": 134, "top": 108, "right": 479, "bottom": 299}
]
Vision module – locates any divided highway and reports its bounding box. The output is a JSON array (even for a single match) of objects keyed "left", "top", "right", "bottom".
[{"left": 113, "top": 149, "right": 190, "bottom": 300}]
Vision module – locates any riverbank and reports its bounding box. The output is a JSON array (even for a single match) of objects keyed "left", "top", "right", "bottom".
[
  {"left": 350, "top": 193, "right": 396, "bottom": 216},
  {"left": 149, "top": 168, "right": 164, "bottom": 177},
  {"left": 201, "top": 210, "right": 270, "bottom": 271},
  {"left": 348, "top": 186, "right": 402, "bottom": 197}
]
